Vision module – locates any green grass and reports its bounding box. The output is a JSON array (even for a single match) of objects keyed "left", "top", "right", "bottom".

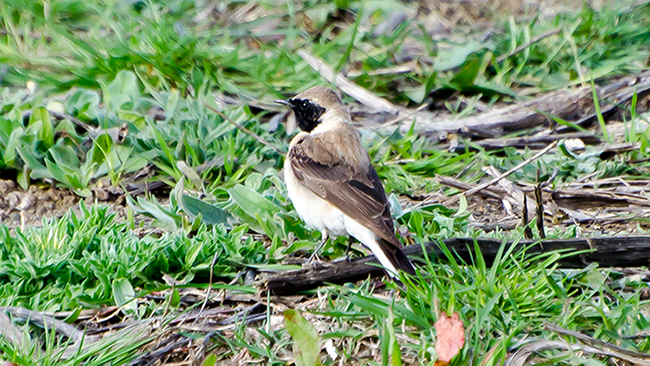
[{"left": 1, "top": 0, "right": 650, "bottom": 364}]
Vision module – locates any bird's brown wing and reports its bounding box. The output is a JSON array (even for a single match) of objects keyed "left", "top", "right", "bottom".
[{"left": 288, "top": 134, "right": 401, "bottom": 247}]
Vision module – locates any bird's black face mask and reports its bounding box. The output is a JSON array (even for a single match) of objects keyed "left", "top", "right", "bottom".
[{"left": 286, "top": 98, "right": 326, "bottom": 133}]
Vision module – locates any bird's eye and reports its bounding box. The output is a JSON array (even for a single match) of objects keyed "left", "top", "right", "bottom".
[{"left": 301, "top": 100, "right": 309, "bottom": 109}]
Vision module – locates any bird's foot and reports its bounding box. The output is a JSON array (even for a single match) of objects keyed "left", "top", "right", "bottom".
[
  {"left": 302, "top": 234, "right": 329, "bottom": 269},
  {"left": 344, "top": 240, "right": 354, "bottom": 262},
  {"left": 302, "top": 254, "right": 325, "bottom": 270}
]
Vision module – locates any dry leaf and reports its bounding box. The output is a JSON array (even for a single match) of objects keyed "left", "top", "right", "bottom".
[{"left": 434, "top": 312, "right": 465, "bottom": 364}]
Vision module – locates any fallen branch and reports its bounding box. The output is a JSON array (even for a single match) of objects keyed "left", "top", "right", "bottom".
[
  {"left": 297, "top": 49, "right": 404, "bottom": 115},
  {"left": 443, "top": 140, "right": 558, "bottom": 205},
  {"left": 130, "top": 334, "right": 191, "bottom": 366},
  {"left": 1, "top": 306, "right": 83, "bottom": 343},
  {"left": 544, "top": 322, "right": 650, "bottom": 361},
  {"left": 0, "top": 311, "right": 24, "bottom": 347},
  {"left": 415, "top": 70, "right": 650, "bottom": 135},
  {"left": 505, "top": 322, "right": 650, "bottom": 366},
  {"left": 447, "top": 132, "right": 600, "bottom": 151},
  {"left": 265, "top": 236, "right": 650, "bottom": 295},
  {"left": 505, "top": 338, "right": 650, "bottom": 366},
  {"left": 551, "top": 188, "right": 650, "bottom": 208}
]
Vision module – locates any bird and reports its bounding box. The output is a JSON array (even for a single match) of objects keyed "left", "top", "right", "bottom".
[{"left": 276, "top": 86, "right": 416, "bottom": 279}]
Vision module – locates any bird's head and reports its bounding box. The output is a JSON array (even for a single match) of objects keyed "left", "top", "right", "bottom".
[{"left": 276, "top": 86, "right": 344, "bottom": 133}]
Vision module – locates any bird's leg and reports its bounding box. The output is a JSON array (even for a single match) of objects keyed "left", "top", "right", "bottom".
[
  {"left": 344, "top": 239, "right": 354, "bottom": 262},
  {"left": 307, "top": 232, "right": 329, "bottom": 263}
]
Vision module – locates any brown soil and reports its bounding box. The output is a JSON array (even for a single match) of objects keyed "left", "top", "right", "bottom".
[
  {"left": 0, "top": 179, "right": 131, "bottom": 229},
  {"left": 0, "top": 180, "right": 81, "bottom": 228}
]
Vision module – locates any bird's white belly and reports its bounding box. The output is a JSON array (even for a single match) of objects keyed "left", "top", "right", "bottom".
[
  {"left": 284, "top": 160, "right": 347, "bottom": 237},
  {"left": 284, "top": 159, "right": 399, "bottom": 276}
]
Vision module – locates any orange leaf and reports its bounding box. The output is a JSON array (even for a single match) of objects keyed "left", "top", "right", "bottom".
[{"left": 434, "top": 312, "right": 465, "bottom": 363}]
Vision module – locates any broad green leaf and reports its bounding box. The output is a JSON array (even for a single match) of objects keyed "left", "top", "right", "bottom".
[
  {"left": 113, "top": 278, "right": 137, "bottom": 315},
  {"left": 3, "top": 127, "right": 23, "bottom": 166},
  {"left": 244, "top": 172, "right": 263, "bottom": 191},
  {"left": 185, "top": 241, "right": 204, "bottom": 269},
  {"left": 29, "top": 107, "right": 54, "bottom": 148},
  {"left": 388, "top": 193, "right": 403, "bottom": 218},
  {"left": 121, "top": 152, "right": 148, "bottom": 173},
  {"left": 129, "top": 196, "right": 181, "bottom": 229},
  {"left": 450, "top": 55, "right": 480, "bottom": 88},
  {"left": 94, "top": 133, "right": 114, "bottom": 156},
  {"left": 454, "top": 195, "right": 468, "bottom": 218},
  {"left": 170, "top": 289, "right": 180, "bottom": 308},
  {"left": 405, "top": 72, "right": 437, "bottom": 103},
  {"left": 408, "top": 211, "right": 424, "bottom": 238},
  {"left": 470, "top": 81, "right": 517, "bottom": 98},
  {"left": 177, "top": 161, "right": 204, "bottom": 191},
  {"left": 16, "top": 169, "right": 29, "bottom": 189},
  {"left": 67, "top": 88, "right": 101, "bottom": 117},
  {"left": 0, "top": 117, "right": 21, "bottom": 146},
  {"left": 45, "top": 158, "right": 69, "bottom": 183},
  {"left": 434, "top": 42, "right": 483, "bottom": 71},
  {"left": 165, "top": 89, "right": 180, "bottom": 115},
  {"left": 17, "top": 146, "right": 50, "bottom": 179},
  {"left": 228, "top": 184, "right": 280, "bottom": 219},
  {"left": 284, "top": 310, "right": 321, "bottom": 366},
  {"left": 50, "top": 145, "right": 81, "bottom": 170},
  {"left": 63, "top": 307, "right": 82, "bottom": 324},
  {"left": 202, "top": 354, "right": 217, "bottom": 366},
  {"left": 181, "top": 194, "right": 230, "bottom": 226},
  {"left": 101, "top": 70, "right": 140, "bottom": 111}
]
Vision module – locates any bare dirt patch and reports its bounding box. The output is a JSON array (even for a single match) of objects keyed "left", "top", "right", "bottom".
[
  {"left": 0, "top": 180, "right": 133, "bottom": 229},
  {"left": 0, "top": 180, "right": 81, "bottom": 229}
]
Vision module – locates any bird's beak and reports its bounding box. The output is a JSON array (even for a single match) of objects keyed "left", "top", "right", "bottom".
[{"left": 275, "top": 99, "right": 291, "bottom": 107}]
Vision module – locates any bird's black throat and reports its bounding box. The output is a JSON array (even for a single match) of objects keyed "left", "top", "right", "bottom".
[{"left": 287, "top": 98, "right": 326, "bottom": 133}]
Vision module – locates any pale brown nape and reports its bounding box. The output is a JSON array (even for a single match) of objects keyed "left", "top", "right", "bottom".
[{"left": 294, "top": 86, "right": 344, "bottom": 110}]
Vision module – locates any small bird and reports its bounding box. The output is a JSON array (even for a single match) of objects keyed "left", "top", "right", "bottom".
[{"left": 277, "top": 86, "right": 415, "bottom": 279}]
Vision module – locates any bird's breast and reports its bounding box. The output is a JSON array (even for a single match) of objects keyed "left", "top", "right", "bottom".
[{"left": 284, "top": 152, "right": 347, "bottom": 237}]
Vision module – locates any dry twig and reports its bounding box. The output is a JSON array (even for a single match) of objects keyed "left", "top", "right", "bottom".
[
  {"left": 203, "top": 102, "right": 284, "bottom": 155},
  {"left": 297, "top": 49, "right": 403, "bottom": 115},
  {"left": 544, "top": 322, "right": 650, "bottom": 360},
  {"left": 495, "top": 27, "right": 562, "bottom": 63},
  {"left": 440, "top": 141, "right": 558, "bottom": 206}
]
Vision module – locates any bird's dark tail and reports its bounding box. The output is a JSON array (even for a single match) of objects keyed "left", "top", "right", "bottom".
[{"left": 379, "top": 238, "right": 416, "bottom": 278}]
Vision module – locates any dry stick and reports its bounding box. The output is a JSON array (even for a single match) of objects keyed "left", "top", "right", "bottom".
[
  {"left": 375, "top": 103, "right": 429, "bottom": 129},
  {"left": 420, "top": 141, "right": 559, "bottom": 210},
  {"left": 495, "top": 27, "right": 562, "bottom": 63},
  {"left": 522, "top": 195, "right": 533, "bottom": 240},
  {"left": 195, "top": 251, "right": 220, "bottom": 323},
  {"left": 203, "top": 102, "right": 284, "bottom": 155},
  {"left": 130, "top": 334, "right": 190, "bottom": 366},
  {"left": 297, "top": 49, "right": 404, "bottom": 115},
  {"left": 544, "top": 322, "right": 650, "bottom": 360},
  {"left": 50, "top": 110, "right": 94, "bottom": 132},
  {"left": 22, "top": 109, "right": 94, "bottom": 132},
  {"left": 1, "top": 306, "right": 83, "bottom": 343},
  {"left": 505, "top": 339, "right": 650, "bottom": 366},
  {"left": 266, "top": 236, "right": 650, "bottom": 295},
  {"left": 0, "top": 311, "right": 24, "bottom": 347},
  {"left": 443, "top": 140, "right": 558, "bottom": 206},
  {"left": 534, "top": 184, "right": 546, "bottom": 238}
]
